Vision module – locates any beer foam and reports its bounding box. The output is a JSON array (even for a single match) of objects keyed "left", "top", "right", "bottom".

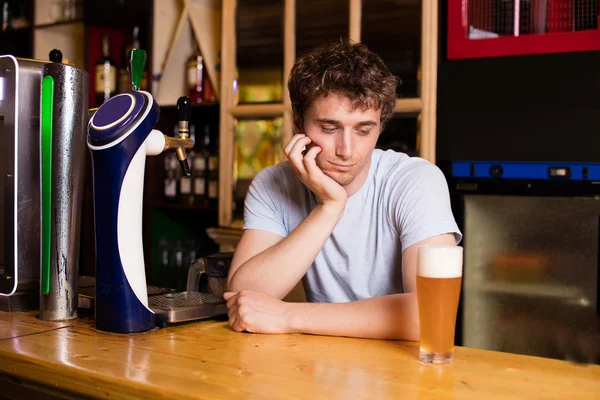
[{"left": 417, "top": 245, "right": 463, "bottom": 278}]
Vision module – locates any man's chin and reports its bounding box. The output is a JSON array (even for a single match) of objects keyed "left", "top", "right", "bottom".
[{"left": 324, "top": 170, "right": 354, "bottom": 186}]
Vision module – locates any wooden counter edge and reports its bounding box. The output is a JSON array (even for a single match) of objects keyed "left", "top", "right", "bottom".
[{"left": 0, "top": 347, "right": 178, "bottom": 400}]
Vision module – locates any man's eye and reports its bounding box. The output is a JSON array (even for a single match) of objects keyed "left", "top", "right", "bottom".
[
  {"left": 359, "top": 129, "right": 371, "bottom": 135},
  {"left": 321, "top": 126, "right": 337, "bottom": 133}
]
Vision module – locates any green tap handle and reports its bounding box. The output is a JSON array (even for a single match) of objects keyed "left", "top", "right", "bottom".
[{"left": 129, "top": 48, "right": 146, "bottom": 91}]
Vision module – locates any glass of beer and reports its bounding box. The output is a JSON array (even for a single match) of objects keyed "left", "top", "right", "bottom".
[{"left": 416, "top": 245, "right": 463, "bottom": 364}]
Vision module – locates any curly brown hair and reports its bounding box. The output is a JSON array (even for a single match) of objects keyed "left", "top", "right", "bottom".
[{"left": 288, "top": 39, "right": 400, "bottom": 131}]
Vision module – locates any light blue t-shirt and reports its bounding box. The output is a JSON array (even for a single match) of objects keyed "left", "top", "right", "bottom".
[{"left": 243, "top": 149, "right": 462, "bottom": 303}]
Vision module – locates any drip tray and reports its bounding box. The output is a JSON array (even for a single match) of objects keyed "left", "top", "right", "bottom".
[
  {"left": 149, "top": 291, "right": 228, "bottom": 325},
  {"left": 77, "top": 283, "right": 176, "bottom": 311}
]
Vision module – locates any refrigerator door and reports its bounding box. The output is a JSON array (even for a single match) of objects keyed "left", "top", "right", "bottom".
[{"left": 462, "top": 195, "right": 600, "bottom": 363}]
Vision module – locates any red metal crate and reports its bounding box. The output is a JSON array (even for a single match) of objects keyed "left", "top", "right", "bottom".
[{"left": 448, "top": 0, "right": 600, "bottom": 59}]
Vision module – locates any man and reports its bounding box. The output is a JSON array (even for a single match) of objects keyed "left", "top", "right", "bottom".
[{"left": 224, "top": 40, "right": 461, "bottom": 340}]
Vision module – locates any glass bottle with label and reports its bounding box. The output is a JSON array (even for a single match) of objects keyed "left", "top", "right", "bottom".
[
  {"left": 194, "top": 126, "right": 210, "bottom": 206},
  {"left": 207, "top": 125, "right": 219, "bottom": 206},
  {"left": 202, "top": 63, "right": 216, "bottom": 104},
  {"left": 164, "top": 152, "right": 178, "bottom": 202},
  {"left": 187, "top": 34, "right": 204, "bottom": 103},
  {"left": 179, "top": 150, "right": 193, "bottom": 205},
  {"left": 170, "top": 239, "right": 185, "bottom": 290},
  {"left": 95, "top": 34, "right": 117, "bottom": 106}
]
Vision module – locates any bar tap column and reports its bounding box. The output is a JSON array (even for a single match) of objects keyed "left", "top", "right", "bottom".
[{"left": 87, "top": 49, "right": 193, "bottom": 333}]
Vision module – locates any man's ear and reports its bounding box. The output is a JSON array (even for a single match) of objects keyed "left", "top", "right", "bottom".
[{"left": 293, "top": 113, "right": 304, "bottom": 135}]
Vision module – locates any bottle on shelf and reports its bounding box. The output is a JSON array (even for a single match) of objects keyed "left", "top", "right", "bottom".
[
  {"left": 62, "top": 0, "right": 77, "bottom": 22},
  {"left": 163, "top": 152, "right": 179, "bottom": 202},
  {"left": 9, "top": 0, "right": 30, "bottom": 30},
  {"left": 186, "top": 35, "right": 204, "bottom": 104},
  {"left": 170, "top": 239, "right": 185, "bottom": 290},
  {"left": 157, "top": 238, "right": 170, "bottom": 288},
  {"left": 193, "top": 125, "right": 210, "bottom": 206},
  {"left": 186, "top": 32, "right": 215, "bottom": 104},
  {"left": 202, "top": 59, "right": 216, "bottom": 103},
  {"left": 118, "top": 25, "right": 141, "bottom": 94},
  {"left": 206, "top": 125, "right": 219, "bottom": 206},
  {"left": 1, "top": 1, "right": 11, "bottom": 32},
  {"left": 95, "top": 34, "right": 117, "bottom": 106},
  {"left": 186, "top": 239, "right": 198, "bottom": 266},
  {"left": 179, "top": 151, "right": 193, "bottom": 205}
]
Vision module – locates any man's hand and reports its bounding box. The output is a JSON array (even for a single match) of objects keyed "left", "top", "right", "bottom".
[
  {"left": 224, "top": 290, "right": 294, "bottom": 334},
  {"left": 283, "top": 134, "right": 347, "bottom": 208}
]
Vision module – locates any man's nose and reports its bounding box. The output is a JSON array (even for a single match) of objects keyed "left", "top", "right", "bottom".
[{"left": 335, "top": 131, "right": 354, "bottom": 160}]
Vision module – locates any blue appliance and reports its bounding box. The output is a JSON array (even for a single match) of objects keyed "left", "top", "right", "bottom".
[{"left": 87, "top": 49, "right": 193, "bottom": 333}]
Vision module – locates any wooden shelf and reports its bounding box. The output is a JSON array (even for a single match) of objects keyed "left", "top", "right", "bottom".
[
  {"left": 393, "top": 97, "right": 422, "bottom": 114},
  {"left": 228, "top": 99, "right": 420, "bottom": 118},
  {"left": 230, "top": 103, "right": 286, "bottom": 118},
  {"left": 465, "top": 281, "right": 587, "bottom": 301},
  {"left": 206, "top": 226, "right": 242, "bottom": 252},
  {"left": 34, "top": 20, "right": 84, "bottom": 30},
  {"left": 0, "top": 27, "right": 31, "bottom": 37},
  {"left": 160, "top": 102, "right": 220, "bottom": 111}
]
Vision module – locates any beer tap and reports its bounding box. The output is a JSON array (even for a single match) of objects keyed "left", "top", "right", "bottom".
[
  {"left": 127, "top": 49, "right": 194, "bottom": 177},
  {"left": 87, "top": 48, "right": 197, "bottom": 333},
  {"left": 163, "top": 96, "right": 194, "bottom": 177}
]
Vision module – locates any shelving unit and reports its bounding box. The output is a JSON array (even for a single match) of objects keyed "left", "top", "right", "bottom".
[
  {"left": 3, "top": 0, "right": 222, "bottom": 284},
  {"left": 4, "top": 0, "right": 439, "bottom": 286},
  {"left": 210, "top": 0, "right": 440, "bottom": 251},
  {"left": 32, "top": 0, "right": 85, "bottom": 67},
  {"left": 152, "top": 0, "right": 221, "bottom": 106}
]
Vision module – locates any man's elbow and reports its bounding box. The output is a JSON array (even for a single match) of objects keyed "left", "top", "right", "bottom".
[{"left": 227, "top": 273, "right": 243, "bottom": 293}]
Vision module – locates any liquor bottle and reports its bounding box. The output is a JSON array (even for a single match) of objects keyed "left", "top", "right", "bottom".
[
  {"left": 179, "top": 150, "right": 193, "bottom": 205},
  {"left": 193, "top": 126, "right": 209, "bottom": 206},
  {"left": 202, "top": 69, "right": 216, "bottom": 103},
  {"left": 206, "top": 125, "right": 219, "bottom": 206},
  {"left": 170, "top": 239, "right": 185, "bottom": 290},
  {"left": 95, "top": 34, "right": 117, "bottom": 106},
  {"left": 187, "top": 34, "right": 204, "bottom": 103},
  {"left": 118, "top": 25, "right": 141, "bottom": 93},
  {"left": 164, "top": 152, "right": 178, "bottom": 202},
  {"left": 202, "top": 54, "right": 216, "bottom": 104}
]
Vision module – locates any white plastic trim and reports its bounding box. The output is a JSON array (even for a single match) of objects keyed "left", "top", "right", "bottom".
[
  {"left": 145, "top": 129, "right": 166, "bottom": 156},
  {"left": 116, "top": 138, "right": 154, "bottom": 313}
]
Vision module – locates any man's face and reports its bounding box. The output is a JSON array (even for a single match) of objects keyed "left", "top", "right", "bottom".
[{"left": 299, "top": 93, "right": 381, "bottom": 187}]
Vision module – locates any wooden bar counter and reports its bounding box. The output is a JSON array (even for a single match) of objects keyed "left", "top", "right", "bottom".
[{"left": 0, "top": 311, "right": 598, "bottom": 399}]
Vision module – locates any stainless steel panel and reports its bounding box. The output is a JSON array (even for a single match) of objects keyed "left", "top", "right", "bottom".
[
  {"left": 462, "top": 195, "right": 600, "bottom": 363},
  {"left": 0, "top": 56, "right": 46, "bottom": 296},
  {"left": 39, "top": 61, "right": 89, "bottom": 321},
  {"left": 149, "top": 291, "right": 227, "bottom": 324}
]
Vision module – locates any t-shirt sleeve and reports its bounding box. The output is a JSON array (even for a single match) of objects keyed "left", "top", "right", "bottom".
[
  {"left": 392, "top": 162, "right": 462, "bottom": 252},
  {"left": 243, "top": 168, "right": 288, "bottom": 238}
]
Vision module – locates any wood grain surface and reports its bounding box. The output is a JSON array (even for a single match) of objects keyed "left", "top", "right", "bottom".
[{"left": 0, "top": 312, "right": 598, "bottom": 399}]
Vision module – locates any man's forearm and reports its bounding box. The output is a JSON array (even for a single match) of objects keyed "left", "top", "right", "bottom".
[
  {"left": 229, "top": 203, "right": 344, "bottom": 298},
  {"left": 286, "top": 293, "right": 420, "bottom": 341}
]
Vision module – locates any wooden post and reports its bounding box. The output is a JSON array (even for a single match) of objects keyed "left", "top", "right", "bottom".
[
  {"left": 283, "top": 0, "right": 296, "bottom": 147},
  {"left": 218, "top": 0, "right": 236, "bottom": 227},
  {"left": 349, "top": 0, "right": 361, "bottom": 43},
  {"left": 420, "top": 0, "right": 438, "bottom": 164}
]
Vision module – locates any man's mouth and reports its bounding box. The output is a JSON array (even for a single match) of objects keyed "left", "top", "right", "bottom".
[{"left": 329, "top": 161, "right": 355, "bottom": 171}]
